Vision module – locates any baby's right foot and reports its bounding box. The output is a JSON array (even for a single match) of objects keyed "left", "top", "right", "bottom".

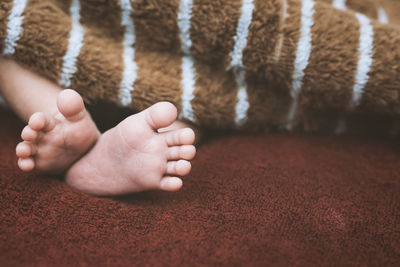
[{"left": 65, "top": 102, "right": 196, "bottom": 196}]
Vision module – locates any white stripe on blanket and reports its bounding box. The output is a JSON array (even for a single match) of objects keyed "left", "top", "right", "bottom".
[
  {"left": 286, "top": 0, "right": 315, "bottom": 130},
  {"left": 230, "top": 0, "right": 254, "bottom": 127},
  {"left": 234, "top": 69, "right": 250, "bottom": 127},
  {"left": 3, "top": 0, "right": 29, "bottom": 56},
  {"left": 377, "top": 7, "right": 389, "bottom": 24},
  {"left": 332, "top": 0, "right": 346, "bottom": 10},
  {"left": 59, "top": 0, "right": 85, "bottom": 88},
  {"left": 178, "top": 0, "right": 196, "bottom": 122},
  {"left": 352, "top": 13, "right": 374, "bottom": 107},
  {"left": 119, "top": 0, "right": 138, "bottom": 107},
  {"left": 230, "top": 0, "right": 254, "bottom": 68}
]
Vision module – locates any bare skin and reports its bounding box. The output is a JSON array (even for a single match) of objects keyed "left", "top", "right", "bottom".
[
  {"left": 66, "top": 101, "right": 196, "bottom": 195},
  {"left": 0, "top": 58, "right": 196, "bottom": 195},
  {"left": 0, "top": 58, "right": 99, "bottom": 173},
  {"left": 16, "top": 89, "right": 100, "bottom": 173}
]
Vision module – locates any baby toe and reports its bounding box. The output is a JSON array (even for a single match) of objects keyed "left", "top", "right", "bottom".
[
  {"left": 18, "top": 157, "right": 35, "bottom": 172},
  {"left": 29, "top": 112, "right": 55, "bottom": 132},
  {"left": 167, "top": 145, "right": 196, "bottom": 160},
  {"left": 163, "top": 128, "right": 195, "bottom": 146},
  {"left": 179, "top": 128, "right": 195, "bottom": 145},
  {"left": 159, "top": 176, "right": 183, "bottom": 192},
  {"left": 166, "top": 160, "right": 191, "bottom": 176},
  {"left": 28, "top": 112, "right": 47, "bottom": 131},
  {"left": 21, "top": 126, "right": 38, "bottom": 141},
  {"left": 16, "top": 142, "right": 35, "bottom": 158}
]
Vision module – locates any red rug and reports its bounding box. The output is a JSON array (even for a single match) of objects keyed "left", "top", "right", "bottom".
[{"left": 1, "top": 106, "right": 399, "bottom": 266}]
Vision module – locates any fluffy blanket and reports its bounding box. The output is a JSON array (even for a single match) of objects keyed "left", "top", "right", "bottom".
[{"left": 1, "top": 0, "right": 400, "bottom": 134}]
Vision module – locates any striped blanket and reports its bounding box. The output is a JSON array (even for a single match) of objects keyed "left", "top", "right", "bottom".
[{"left": 0, "top": 0, "right": 399, "bottom": 134}]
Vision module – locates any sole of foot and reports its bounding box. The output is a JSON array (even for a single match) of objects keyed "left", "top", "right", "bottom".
[
  {"left": 16, "top": 89, "right": 100, "bottom": 173},
  {"left": 65, "top": 102, "right": 196, "bottom": 196}
]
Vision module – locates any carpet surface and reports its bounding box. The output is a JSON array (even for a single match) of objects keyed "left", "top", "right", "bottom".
[{"left": 0, "top": 107, "right": 400, "bottom": 266}]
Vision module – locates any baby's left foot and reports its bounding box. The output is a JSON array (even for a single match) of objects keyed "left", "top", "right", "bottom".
[{"left": 15, "top": 89, "right": 100, "bottom": 173}]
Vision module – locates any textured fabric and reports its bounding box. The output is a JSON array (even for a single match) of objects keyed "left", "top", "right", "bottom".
[
  {"left": 1, "top": 0, "right": 400, "bottom": 133},
  {"left": 1, "top": 107, "right": 399, "bottom": 265}
]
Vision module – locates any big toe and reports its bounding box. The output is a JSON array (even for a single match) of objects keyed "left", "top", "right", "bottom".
[
  {"left": 143, "top": 102, "right": 178, "bottom": 130},
  {"left": 57, "top": 89, "right": 85, "bottom": 121}
]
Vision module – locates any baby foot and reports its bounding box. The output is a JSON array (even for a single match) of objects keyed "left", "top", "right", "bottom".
[
  {"left": 65, "top": 102, "right": 196, "bottom": 196},
  {"left": 16, "top": 89, "right": 100, "bottom": 173}
]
